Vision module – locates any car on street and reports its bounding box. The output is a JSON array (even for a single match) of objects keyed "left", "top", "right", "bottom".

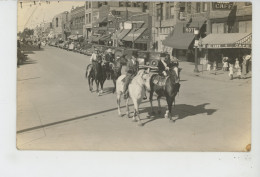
[
  {"left": 68, "top": 42, "right": 75, "bottom": 51},
  {"left": 114, "top": 47, "right": 140, "bottom": 65},
  {"left": 137, "top": 51, "right": 170, "bottom": 69}
]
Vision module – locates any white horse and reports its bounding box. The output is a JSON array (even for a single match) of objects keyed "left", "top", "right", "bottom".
[{"left": 116, "top": 69, "right": 150, "bottom": 126}]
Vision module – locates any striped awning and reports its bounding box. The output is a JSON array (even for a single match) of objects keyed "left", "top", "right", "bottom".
[
  {"left": 201, "top": 33, "right": 252, "bottom": 49},
  {"left": 122, "top": 28, "right": 147, "bottom": 42}
]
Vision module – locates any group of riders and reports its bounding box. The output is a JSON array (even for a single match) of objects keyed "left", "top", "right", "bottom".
[{"left": 89, "top": 47, "right": 179, "bottom": 98}]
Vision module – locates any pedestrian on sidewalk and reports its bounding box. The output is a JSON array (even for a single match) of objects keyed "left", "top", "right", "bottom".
[
  {"left": 229, "top": 64, "right": 234, "bottom": 80},
  {"left": 222, "top": 57, "right": 229, "bottom": 71}
]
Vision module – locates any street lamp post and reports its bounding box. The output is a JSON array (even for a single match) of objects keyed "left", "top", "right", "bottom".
[
  {"left": 76, "top": 31, "right": 79, "bottom": 42},
  {"left": 194, "top": 29, "right": 199, "bottom": 73}
]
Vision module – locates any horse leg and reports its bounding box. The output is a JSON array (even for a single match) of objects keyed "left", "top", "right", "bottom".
[
  {"left": 125, "top": 97, "right": 130, "bottom": 118},
  {"left": 112, "top": 79, "right": 116, "bottom": 94},
  {"left": 131, "top": 99, "right": 142, "bottom": 126},
  {"left": 90, "top": 77, "right": 94, "bottom": 92},
  {"left": 117, "top": 93, "right": 123, "bottom": 117},
  {"left": 157, "top": 96, "right": 162, "bottom": 114},
  {"left": 88, "top": 76, "right": 92, "bottom": 92},
  {"left": 166, "top": 97, "right": 175, "bottom": 122},
  {"left": 149, "top": 90, "right": 155, "bottom": 115}
]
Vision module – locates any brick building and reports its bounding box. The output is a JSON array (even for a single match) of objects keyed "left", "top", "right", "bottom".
[{"left": 52, "top": 11, "right": 70, "bottom": 40}]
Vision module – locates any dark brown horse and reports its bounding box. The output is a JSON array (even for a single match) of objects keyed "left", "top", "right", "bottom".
[
  {"left": 108, "top": 57, "right": 123, "bottom": 93},
  {"left": 85, "top": 54, "right": 106, "bottom": 96},
  {"left": 148, "top": 66, "right": 181, "bottom": 121}
]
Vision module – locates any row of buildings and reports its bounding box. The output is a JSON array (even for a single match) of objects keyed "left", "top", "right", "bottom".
[{"left": 36, "top": 2, "right": 252, "bottom": 62}]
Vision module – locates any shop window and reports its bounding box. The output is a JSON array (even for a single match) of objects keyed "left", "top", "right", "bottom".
[
  {"left": 98, "top": 2, "right": 102, "bottom": 8},
  {"left": 89, "top": 2, "right": 91, "bottom": 8},
  {"left": 202, "top": 2, "right": 208, "bottom": 12},
  {"left": 239, "top": 21, "right": 252, "bottom": 33},
  {"left": 196, "top": 2, "right": 200, "bottom": 13}
]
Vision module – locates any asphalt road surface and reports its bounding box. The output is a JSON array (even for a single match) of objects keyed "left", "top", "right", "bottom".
[{"left": 17, "top": 45, "right": 251, "bottom": 151}]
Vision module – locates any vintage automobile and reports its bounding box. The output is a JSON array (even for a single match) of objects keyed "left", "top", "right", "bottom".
[
  {"left": 137, "top": 51, "right": 170, "bottom": 69},
  {"left": 114, "top": 48, "right": 140, "bottom": 65},
  {"left": 68, "top": 42, "right": 75, "bottom": 51}
]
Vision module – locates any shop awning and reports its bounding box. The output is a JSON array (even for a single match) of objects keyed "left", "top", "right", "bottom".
[
  {"left": 162, "top": 22, "right": 195, "bottom": 49},
  {"left": 201, "top": 33, "right": 252, "bottom": 49},
  {"left": 92, "top": 35, "right": 102, "bottom": 42},
  {"left": 111, "top": 29, "right": 123, "bottom": 40},
  {"left": 135, "top": 28, "right": 150, "bottom": 44},
  {"left": 68, "top": 35, "right": 76, "bottom": 39},
  {"left": 99, "top": 34, "right": 112, "bottom": 41},
  {"left": 122, "top": 28, "right": 147, "bottom": 42},
  {"left": 117, "top": 29, "right": 131, "bottom": 40}
]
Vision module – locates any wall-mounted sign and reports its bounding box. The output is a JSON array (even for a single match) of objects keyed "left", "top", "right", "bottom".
[
  {"left": 184, "top": 27, "right": 197, "bottom": 33},
  {"left": 212, "top": 2, "right": 233, "bottom": 10}
]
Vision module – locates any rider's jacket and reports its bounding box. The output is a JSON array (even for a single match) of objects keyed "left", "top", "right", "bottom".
[
  {"left": 125, "top": 59, "right": 139, "bottom": 75},
  {"left": 90, "top": 53, "right": 98, "bottom": 62},
  {"left": 158, "top": 59, "right": 169, "bottom": 76},
  {"left": 105, "top": 53, "right": 114, "bottom": 63}
]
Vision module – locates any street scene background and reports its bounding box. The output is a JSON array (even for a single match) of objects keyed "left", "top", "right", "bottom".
[{"left": 17, "top": 1, "right": 251, "bottom": 151}]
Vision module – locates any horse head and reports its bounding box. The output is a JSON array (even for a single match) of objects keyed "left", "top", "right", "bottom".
[
  {"left": 135, "top": 69, "right": 151, "bottom": 90},
  {"left": 168, "top": 66, "right": 181, "bottom": 83}
]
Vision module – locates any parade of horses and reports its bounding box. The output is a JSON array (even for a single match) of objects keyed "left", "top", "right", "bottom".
[{"left": 85, "top": 46, "right": 181, "bottom": 126}]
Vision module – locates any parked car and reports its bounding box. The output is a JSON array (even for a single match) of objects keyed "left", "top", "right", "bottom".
[
  {"left": 114, "top": 48, "right": 140, "bottom": 65},
  {"left": 62, "top": 41, "right": 70, "bottom": 50},
  {"left": 68, "top": 42, "right": 75, "bottom": 51}
]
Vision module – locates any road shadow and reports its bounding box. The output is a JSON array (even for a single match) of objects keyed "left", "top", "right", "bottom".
[
  {"left": 19, "top": 59, "right": 38, "bottom": 66},
  {"left": 20, "top": 44, "right": 45, "bottom": 54},
  {"left": 139, "top": 103, "right": 217, "bottom": 126},
  {"left": 101, "top": 86, "right": 115, "bottom": 95}
]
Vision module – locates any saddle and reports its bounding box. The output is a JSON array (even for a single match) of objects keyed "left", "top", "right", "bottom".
[{"left": 152, "top": 74, "right": 168, "bottom": 87}]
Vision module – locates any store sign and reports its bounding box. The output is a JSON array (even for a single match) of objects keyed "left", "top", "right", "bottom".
[
  {"left": 184, "top": 27, "right": 197, "bottom": 33},
  {"left": 212, "top": 2, "right": 233, "bottom": 10},
  {"left": 202, "top": 43, "right": 251, "bottom": 49}
]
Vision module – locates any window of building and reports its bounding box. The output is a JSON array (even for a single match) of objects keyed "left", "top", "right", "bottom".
[
  {"left": 119, "top": 2, "right": 125, "bottom": 7},
  {"left": 89, "top": 2, "right": 91, "bottom": 8},
  {"left": 135, "top": 2, "right": 141, "bottom": 7},
  {"left": 202, "top": 2, "right": 207, "bottom": 12},
  {"left": 187, "top": 2, "right": 191, "bottom": 14},
  {"left": 212, "top": 23, "right": 225, "bottom": 33},
  {"left": 89, "top": 13, "right": 91, "bottom": 23},
  {"left": 245, "top": 2, "right": 252, "bottom": 6},
  {"left": 64, "top": 24, "right": 65, "bottom": 29},
  {"left": 98, "top": 2, "right": 102, "bottom": 8},
  {"left": 156, "top": 4, "right": 163, "bottom": 21},
  {"left": 56, "top": 18, "right": 58, "bottom": 27},
  {"left": 143, "top": 2, "right": 148, "bottom": 12},
  {"left": 196, "top": 2, "right": 200, "bottom": 13},
  {"left": 86, "top": 2, "right": 88, "bottom": 9},
  {"left": 86, "top": 14, "right": 88, "bottom": 23},
  {"left": 126, "top": 2, "right": 131, "bottom": 7},
  {"left": 239, "top": 21, "right": 252, "bottom": 33}
]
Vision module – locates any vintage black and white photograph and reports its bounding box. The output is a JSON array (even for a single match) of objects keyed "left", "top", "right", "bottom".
[{"left": 17, "top": 1, "right": 252, "bottom": 151}]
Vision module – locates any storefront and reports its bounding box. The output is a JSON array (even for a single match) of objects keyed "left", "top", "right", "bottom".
[
  {"left": 122, "top": 28, "right": 149, "bottom": 51},
  {"left": 162, "top": 18, "right": 206, "bottom": 61},
  {"left": 200, "top": 32, "right": 252, "bottom": 68}
]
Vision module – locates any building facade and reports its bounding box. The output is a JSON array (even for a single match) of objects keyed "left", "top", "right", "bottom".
[
  {"left": 52, "top": 11, "right": 70, "bottom": 40},
  {"left": 84, "top": 1, "right": 149, "bottom": 39},
  {"left": 70, "top": 5, "right": 85, "bottom": 36}
]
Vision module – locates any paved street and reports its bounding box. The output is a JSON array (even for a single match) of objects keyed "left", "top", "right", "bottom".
[{"left": 17, "top": 45, "right": 251, "bottom": 151}]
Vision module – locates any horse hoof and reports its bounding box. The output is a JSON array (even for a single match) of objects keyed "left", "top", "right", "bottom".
[{"left": 138, "top": 123, "right": 144, "bottom": 127}]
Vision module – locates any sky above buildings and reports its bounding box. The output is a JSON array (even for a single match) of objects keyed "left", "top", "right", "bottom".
[{"left": 17, "top": 1, "right": 84, "bottom": 32}]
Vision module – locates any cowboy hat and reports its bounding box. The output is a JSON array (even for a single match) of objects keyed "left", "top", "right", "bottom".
[{"left": 107, "top": 48, "right": 112, "bottom": 53}]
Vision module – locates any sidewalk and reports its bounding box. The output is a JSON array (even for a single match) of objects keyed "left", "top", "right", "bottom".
[{"left": 179, "top": 61, "right": 252, "bottom": 83}]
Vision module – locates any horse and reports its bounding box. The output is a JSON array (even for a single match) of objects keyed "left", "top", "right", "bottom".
[
  {"left": 107, "top": 56, "right": 123, "bottom": 93},
  {"left": 85, "top": 54, "right": 107, "bottom": 96},
  {"left": 148, "top": 66, "right": 181, "bottom": 121},
  {"left": 116, "top": 69, "right": 150, "bottom": 126}
]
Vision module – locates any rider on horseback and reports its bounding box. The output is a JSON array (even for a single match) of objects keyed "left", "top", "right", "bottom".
[
  {"left": 123, "top": 51, "right": 139, "bottom": 99},
  {"left": 105, "top": 48, "right": 115, "bottom": 80},
  {"left": 158, "top": 53, "right": 170, "bottom": 77}
]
